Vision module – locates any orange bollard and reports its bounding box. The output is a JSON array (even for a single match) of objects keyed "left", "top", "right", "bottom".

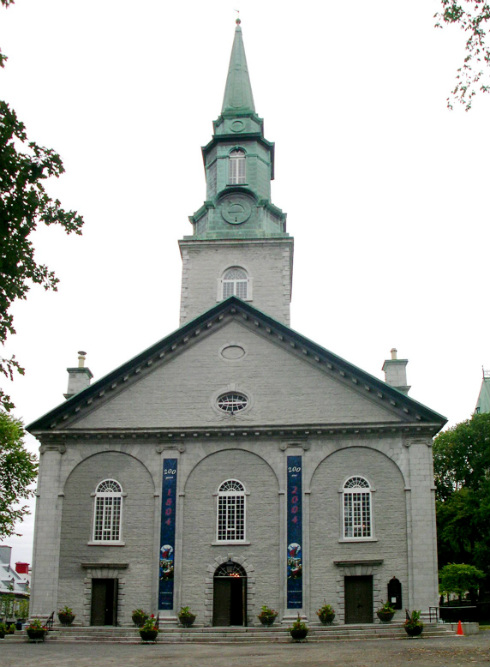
[{"left": 456, "top": 620, "right": 464, "bottom": 636}]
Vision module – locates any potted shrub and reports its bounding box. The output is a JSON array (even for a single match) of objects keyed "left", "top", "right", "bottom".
[
  {"left": 0, "top": 621, "right": 6, "bottom": 639},
  {"left": 404, "top": 609, "right": 424, "bottom": 638},
  {"left": 316, "top": 603, "right": 335, "bottom": 625},
  {"left": 288, "top": 615, "right": 309, "bottom": 641},
  {"left": 139, "top": 615, "right": 159, "bottom": 642},
  {"left": 257, "top": 604, "right": 278, "bottom": 626},
  {"left": 26, "top": 618, "right": 48, "bottom": 641},
  {"left": 6, "top": 623, "right": 15, "bottom": 634},
  {"left": 377, "top": 600, "right": 395, "bottom": 623},
  {"left": 132, "top": 608, "right": 149, "bottom": 627},
  {"left": 58, "top": 605, "right": 75, "bottom": 626},
  {"left": 178, "top": 606, "right": 196, "bottom": 627}
]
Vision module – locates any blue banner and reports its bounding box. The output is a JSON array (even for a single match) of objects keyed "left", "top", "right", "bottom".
[
  {"left": 287, "top": 455, "right": 302, "bottom": 608},
  {"left": 158, "top": 459, "right": 178, "bottom": 609}
]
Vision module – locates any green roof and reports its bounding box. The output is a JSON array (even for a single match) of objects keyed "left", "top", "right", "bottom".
[
  {"left": 476, "top": 375, "right": 490, "bottom": 414},
  {"left": 221, "top": 20, "right": 255, "bottom": 116}
]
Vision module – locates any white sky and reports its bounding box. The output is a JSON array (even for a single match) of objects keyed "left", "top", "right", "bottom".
[{"left": 0, "top": 0, "right": 488, "bottom": 566}]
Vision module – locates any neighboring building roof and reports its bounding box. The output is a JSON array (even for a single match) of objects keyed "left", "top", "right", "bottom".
[
  {"left": 0, "top": 546, "right": 29, "bottom": 596},
  {"left": 27, "top": 296, "right": 447, "bottom": 438},
  {"left": 475, "top": 370, "right": 490, "bottom": 414}
]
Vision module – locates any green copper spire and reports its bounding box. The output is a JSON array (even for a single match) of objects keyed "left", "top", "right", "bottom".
[
  {"left": 185, "top": 20, "right": 288, "bottom": 241},
  {"left": 221, "top": 19, "right": 255, "bottom": 116}
]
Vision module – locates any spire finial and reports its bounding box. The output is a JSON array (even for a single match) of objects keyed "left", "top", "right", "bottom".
[{"left": 235, "top": 10, "right": 241, "bottom": 25}]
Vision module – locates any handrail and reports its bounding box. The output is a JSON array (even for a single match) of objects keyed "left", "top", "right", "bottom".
[
  {"left": 46, "top": 611, "right": 55, "bottom": 631},
  {"left": 428, "top": 606, "right": 439, "bottom": 623}
]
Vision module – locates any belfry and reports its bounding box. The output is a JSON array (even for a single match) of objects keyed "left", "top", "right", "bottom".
[{"left": 28, "top": 21, "right": 445, "bottom": 628}]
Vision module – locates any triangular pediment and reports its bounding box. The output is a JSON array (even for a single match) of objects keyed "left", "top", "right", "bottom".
[{"left": 28, "top": 298, "right": 446, "bottom": 437}]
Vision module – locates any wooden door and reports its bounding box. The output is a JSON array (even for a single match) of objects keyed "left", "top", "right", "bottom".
[
  {"left": 90, "top": 578, "right": 118, "bottom": 626},
  {"left": 344, "top": 575, "right": 373, "bottom": 624},
  {"left": 213, "top": 576, "right": 246, "bottom": 626},
  {"left": 213, "top": 578, "right": 231, "bottom": 626}
]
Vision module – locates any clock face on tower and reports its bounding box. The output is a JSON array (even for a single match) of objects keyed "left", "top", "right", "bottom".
[{"left": 219, "top": 194, "right": 253, "bottom": 225}]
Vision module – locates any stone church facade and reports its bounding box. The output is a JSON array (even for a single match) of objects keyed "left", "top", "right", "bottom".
[{"left": 28, "top": 21, "right": 445, "bottom": 627}]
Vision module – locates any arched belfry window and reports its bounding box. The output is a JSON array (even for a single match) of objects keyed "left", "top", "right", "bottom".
[
  {"left": 228, "top": 149, "right": 246, "bottom": 184},
  {"left": 343, "top": 476, "right": 372, "bottom": 539},
  {"left": 222, "top": 267, "right": 248, "bottom": 300},
  {"left": 93, "top": 479, "right": 123, "bottom": 542},
  {"left": 217, "top": 479, "right": 246, "bottom": 542}
]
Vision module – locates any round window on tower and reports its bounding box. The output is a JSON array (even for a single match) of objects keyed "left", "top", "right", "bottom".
[{"left": 216, "top": 392, "right": 249, "bottom": 415}]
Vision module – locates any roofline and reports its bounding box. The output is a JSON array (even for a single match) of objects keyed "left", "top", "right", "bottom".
[{"left": 27, "top": 297, "right": 447, "bottom": 433}]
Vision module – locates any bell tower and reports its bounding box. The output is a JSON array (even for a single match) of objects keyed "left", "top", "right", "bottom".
[{"left": 179, "top": 20, "right": 294, "bottom": 325}]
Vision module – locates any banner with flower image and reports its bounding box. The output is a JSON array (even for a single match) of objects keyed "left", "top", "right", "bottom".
[
  {"left": 158, "top": 459, "right": 177, "bottom": 609},
  {"left": 287, "top": 455, "right": 302, "bottom": 608}
]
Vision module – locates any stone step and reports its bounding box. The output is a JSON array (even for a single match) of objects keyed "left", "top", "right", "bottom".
[{"left": 1, "top": 623, "right": 454, "bottom": 644}]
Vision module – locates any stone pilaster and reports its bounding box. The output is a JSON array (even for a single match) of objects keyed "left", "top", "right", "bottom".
[
  {"left": 29, "top": 443, "right": 66, "bottom": 617},
  {"left": 404, "top": 437, "right": 438, "bottom": 612}
]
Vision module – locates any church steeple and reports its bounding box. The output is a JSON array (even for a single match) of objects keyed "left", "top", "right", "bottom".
[
  {"left": 221, "top": 19, "right": 255, "bottom": 116},
  {"left": 179, "top": 22, "right": 294, "bottom": 327},
  {"left": 186, "top": 21, "right": 286, "bottom": 239}
]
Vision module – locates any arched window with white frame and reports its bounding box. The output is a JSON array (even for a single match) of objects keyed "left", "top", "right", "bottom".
[
  {"left": 222, "top": 267, "right": 249, "bottom": 300},
  {"left": 343, "top": 476, "right": 372, "bottom": 539},
  {"left": 93, "top": 479, "right": 123, "bottom": 542},
  {"left": 228, "top": 149, "right": 246, "bottom": 184},
  {"left": 217, "top": 479, "right": 246, "bottom": 542}
]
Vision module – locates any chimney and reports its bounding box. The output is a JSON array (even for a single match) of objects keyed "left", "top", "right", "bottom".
[
  {"left": 382, "top": 348, "right": 410, "bottom": 395},
  {"left": 15, "top": 562, "right": 29, "bottom": 574},
  {"left": 64, "top": 350, "right": 93, "bottom": 399}
]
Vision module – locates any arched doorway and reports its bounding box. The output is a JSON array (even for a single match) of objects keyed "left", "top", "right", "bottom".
[{"left": 213, "top": 560, "right": 247, "bottom": 626}]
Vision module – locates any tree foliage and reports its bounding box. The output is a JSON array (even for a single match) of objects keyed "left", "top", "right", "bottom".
[
  {"left": 0, "top": 411, "right": 38, "bottom": 538},
  {"left": 434, "top": 412, "right": 490, "bottom": 500},
  {"left": 0, "top": 101, "right": 84, "bottom": 410},
  {"left": 0, "top": 0, "right": 15, "bottom": 68},
  {"left": 435, "top": 1, "right": 490, "bottom": 109},
  {"left": 439, "top": 563, "right": 485, "bottom": 598},
  {"left": 433, "top": 413, "right": 490, "bottom": 572}
]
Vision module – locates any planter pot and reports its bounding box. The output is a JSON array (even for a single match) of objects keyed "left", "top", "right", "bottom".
[
  {"left": 377, "top": 610, "right": 395, "bottom": 623},
  {"left": 0, "top": 631, "right": 5, "bottom": 639},
  {"left": 404, "top": 623, "right": 423, "bottom": 638},
  {"left": 132, "top": 614, "right": 148, "bottom": 627},
  {"left": 58, "top": 613, "right": 75, "bottom": 626},
  {"left": 178, "top": 613, "right": 196, "bottom": 627},
  {"left": 140, "top": 630, "right": 158, "bottom": 642},
  {"left": 26, "top": 629, "right": 46, "bottom": 642},
  {"left": 259, "top": 615, "right": 277, "bottom": 626},
  {"left": 16, "top": 621, "right": 25, "bottom": 631},
  {"left": 290, "top": 628, "right": 308, "bottom": 641},
  {"left": 318, "top": 613, "right": 335, "bottom": 625}
]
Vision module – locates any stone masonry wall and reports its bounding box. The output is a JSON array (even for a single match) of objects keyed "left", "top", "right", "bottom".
[
  {"left": 73, "top": 320, "right": 399, "bottom": 431},
  {"left": 180, "top": 448, "right": 280, "bottom": 626},
  {"left": 31, "top": 430, "right": 436, "bottom": 625},
  {"left": 179, "top": 240, "right": 292, "bottom": 325},
  {"left": 58, "top": 451, "right": 155, "bottom": 625},
  {"left": 309, "top": 445, "right": 408, "bottom": 622}
]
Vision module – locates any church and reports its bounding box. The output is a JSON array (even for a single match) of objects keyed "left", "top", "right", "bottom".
[{"left": 27, "top": 21, "right": 446, "bottom": 627}]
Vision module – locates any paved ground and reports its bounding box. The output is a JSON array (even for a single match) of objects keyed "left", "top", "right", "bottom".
[{"left": 1, "top": 631, "right": 489, "bottom": 667}]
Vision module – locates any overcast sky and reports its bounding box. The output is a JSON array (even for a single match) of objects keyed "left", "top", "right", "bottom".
[{"left": 1, "top": 0, "right": 489, "bottom": 565}]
